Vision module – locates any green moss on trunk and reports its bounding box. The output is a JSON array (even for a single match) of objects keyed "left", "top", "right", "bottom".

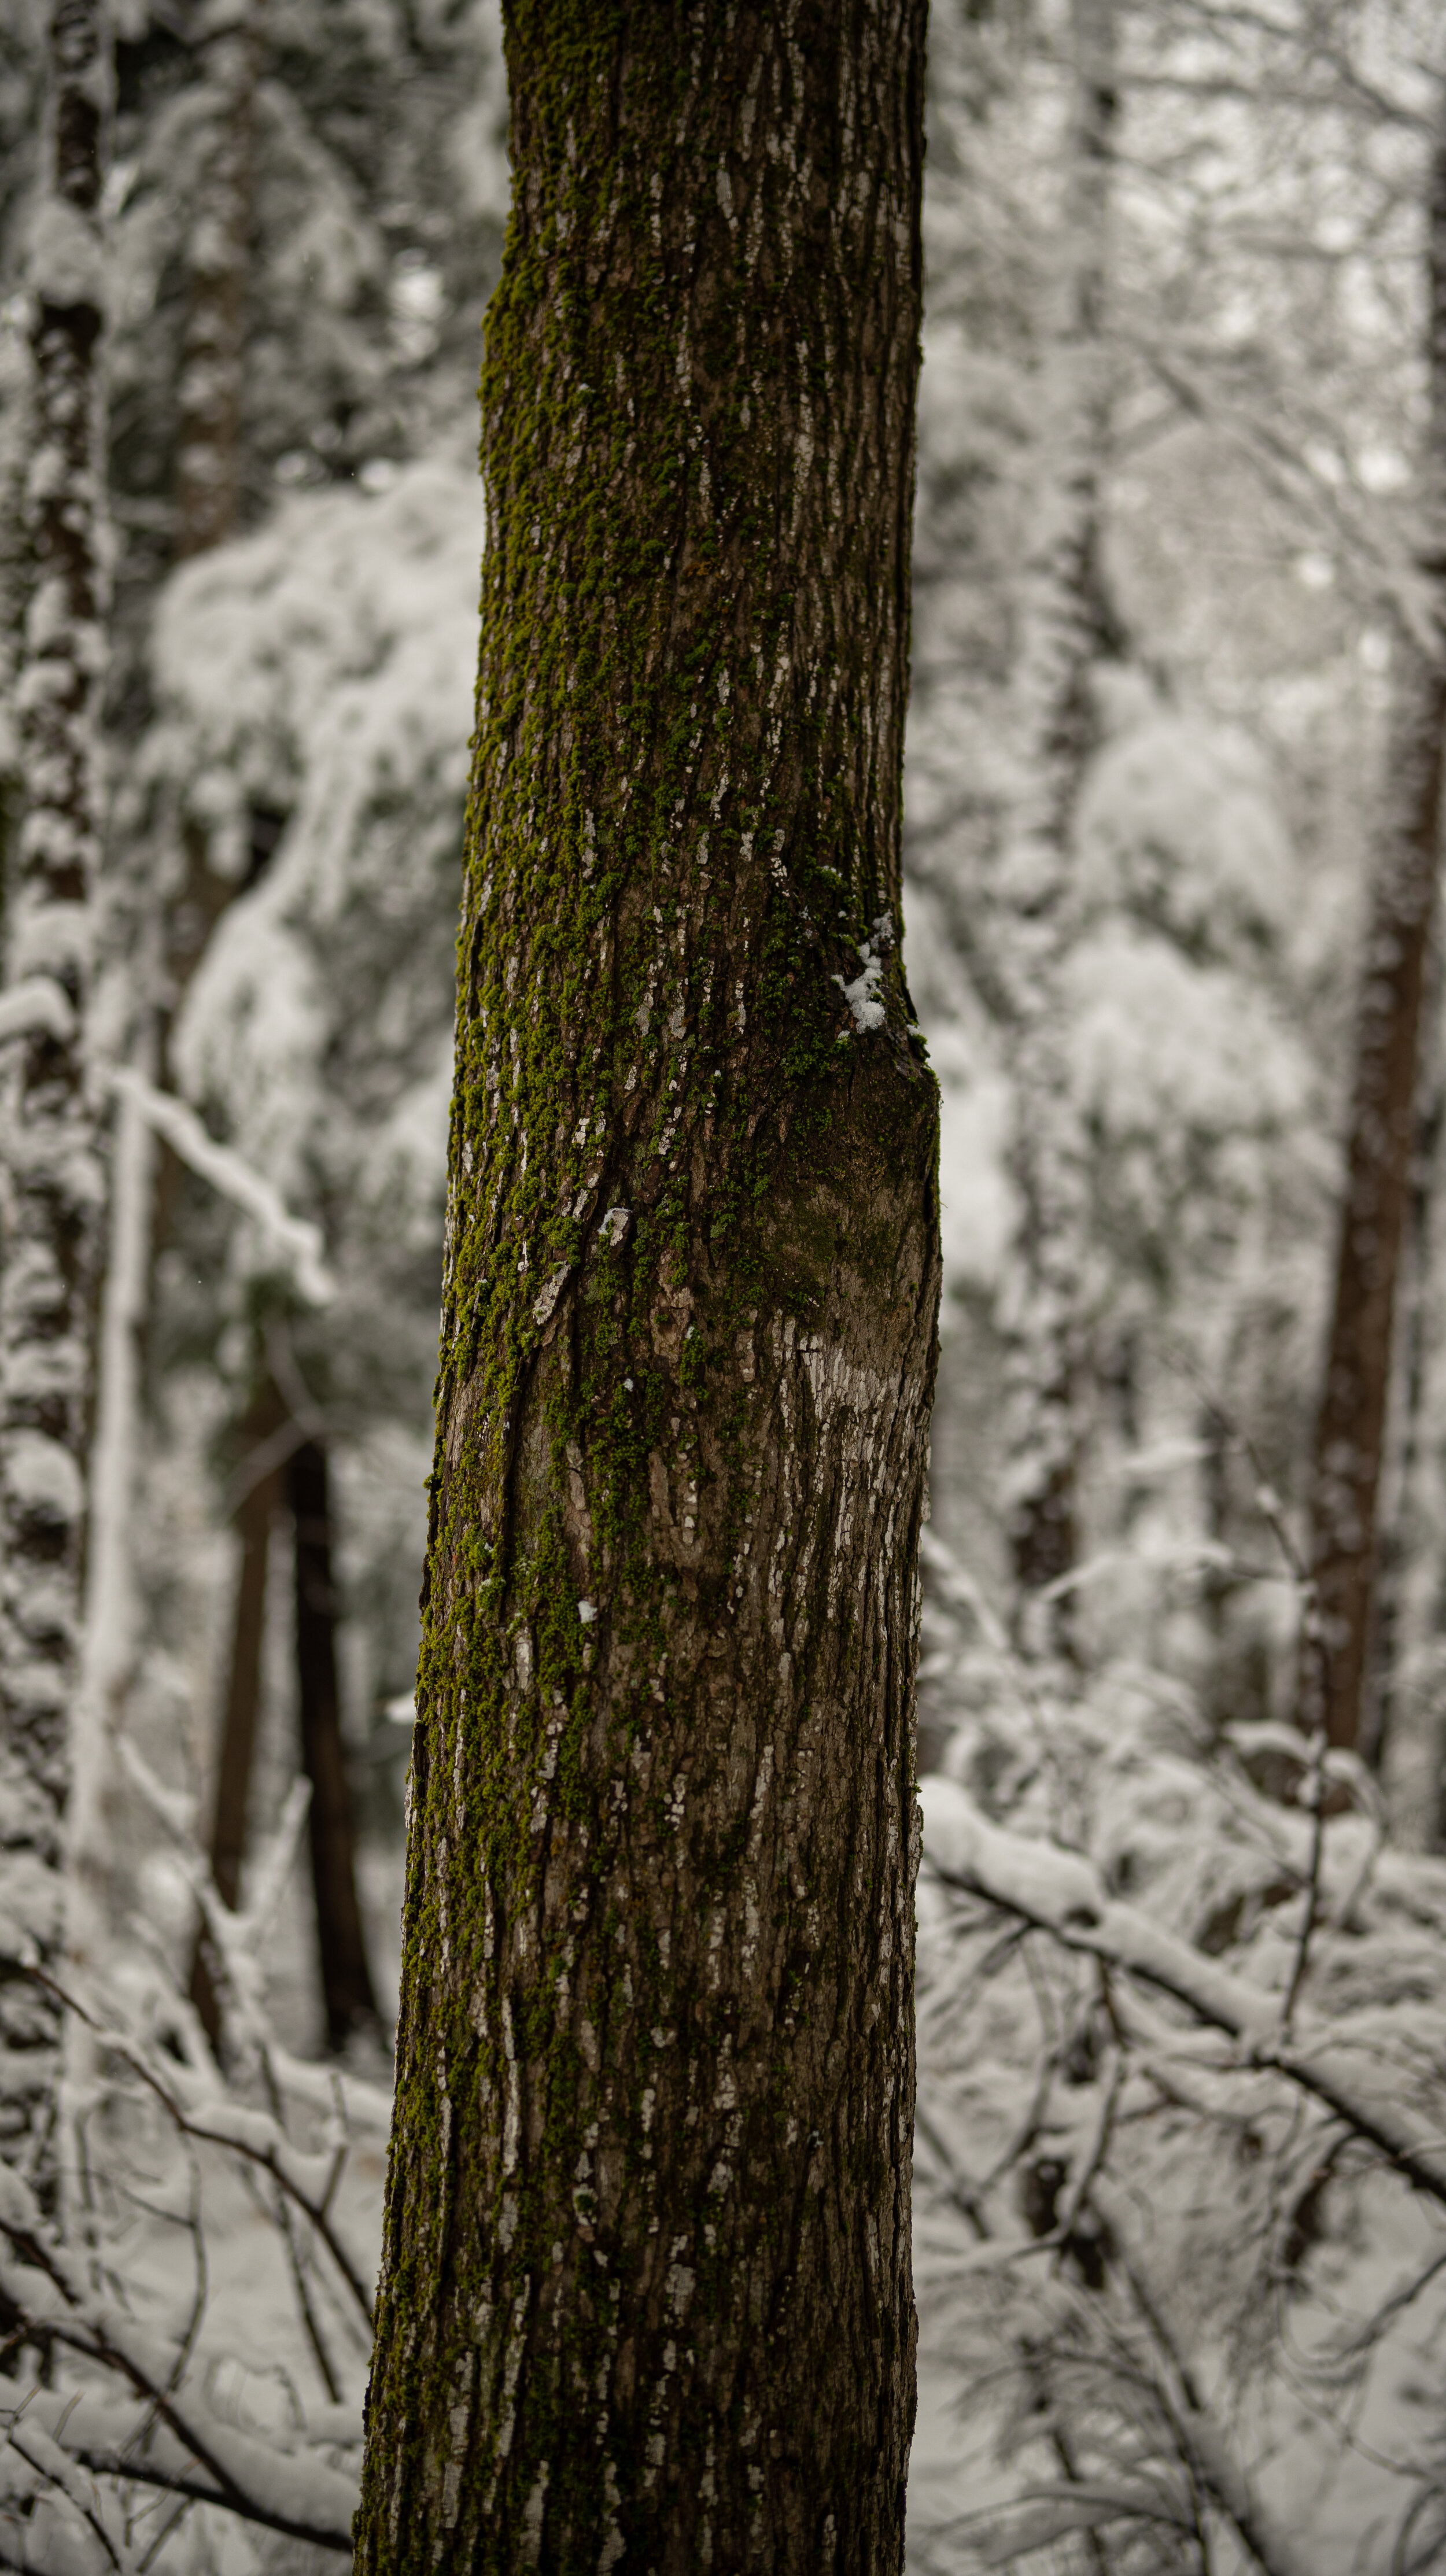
[{"left": 356, "top": 5, "right": 939, "bottom": 2567}]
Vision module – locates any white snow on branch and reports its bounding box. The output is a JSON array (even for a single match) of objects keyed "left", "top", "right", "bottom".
[
  {"left": 920, "top": 1776, "right": 1446, "bottom": 2205},
  {"left": 110, "top": 1069, "right": 335, "bottom": 1305},
  {"left": 25, "top": 196, "right": 106, "bottom": 312},
  {"left": 0, "top": 2163, "right": 358, "bottom": 2552},
  {"left": 0, "top": 978, "right": 76, "bottom": 1045}
]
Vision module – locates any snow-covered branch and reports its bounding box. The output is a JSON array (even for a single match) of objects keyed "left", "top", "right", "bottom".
[
  {"left": 0, "top": 2164, "right": 357, "bottom": 2555},
  {"left": 920, "top": 1776, "right": 1446, "bottom": 2210},
  {"left": 110, "top": 1070, "right": 335, "bottom": 1307}
]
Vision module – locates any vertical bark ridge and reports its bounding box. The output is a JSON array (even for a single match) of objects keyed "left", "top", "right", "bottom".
[
  {"left": 997, "top": 0, "right": 1116, "bottom": 1658},
  {"left": 356, "top": 4, "right": 938, "bottom": 2570},
  {"left": 1301, "top": 96, "right": 1446, "bottom": 1754},
  {"left": 0, "top": 0, "right": 109, "bottom": 2180}
]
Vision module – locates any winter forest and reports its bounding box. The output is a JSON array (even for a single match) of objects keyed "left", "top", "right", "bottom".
[{"left": 3, "top": 0, "right": 1446, "bottom": 2568}]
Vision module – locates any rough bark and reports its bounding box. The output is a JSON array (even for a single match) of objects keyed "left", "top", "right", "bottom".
[
  {"left": 355, "top": 5, "right": 939, "bottom": 2571},
  {"left": 997, "top": 0, "right": 1116, "bottom": 1659},
  {"left": 190, "top": 1377, "right": 287, "bottom": 2044},
  {"left": 1300, "top": 99, "right": 1446, "bottom": 1754},
  {"left": 0, "top": 0, "right": 108, "bottom": 2180},
  {"left": 287, "top": 1435, "right": 379, "bottom": 2051}
]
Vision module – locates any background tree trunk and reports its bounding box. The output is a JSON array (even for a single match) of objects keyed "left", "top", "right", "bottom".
[
  {"left": 356, "top": 4, "right": 938, "bottom": 2570},
  {"left": 189, "top": 1375, "right": 287, "bottom": 2044},
  {"left": 997, "top": 0, "right": 1118, "bottom": 1659},
  {"left": 0, "top": 0, "right": 108, "bottom": 2184},
  {"left": 175, "top": 0, "right": 257, "bottom": 563},
  {"left": 288, "top": 1434, "right": 379, "bottom": 2051},
  {"left": 1300, "top": 98, "right": 1446, "bottom": 1754}
]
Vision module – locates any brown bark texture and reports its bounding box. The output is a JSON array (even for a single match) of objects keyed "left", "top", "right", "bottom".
[
  {"left": 288, "top": 1434, "right": 379, "bottom": 2050},
  {"left": 355, "top": 5, "right": 939, "bottom": 2571},
  {"left": 1301, "top": 103, "right": 1446, "bottom": 1754},
  {"left": 0, "top": 0, "right": 108, "bottom": 2177}
]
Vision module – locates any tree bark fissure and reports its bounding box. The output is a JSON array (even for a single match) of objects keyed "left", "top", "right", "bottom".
[
  {"left": 356, "top": 6, "right": 939, "bottom": 2570},
  {"left": 1301, "top": 97, "right": 1446, "bottom": 1754}
]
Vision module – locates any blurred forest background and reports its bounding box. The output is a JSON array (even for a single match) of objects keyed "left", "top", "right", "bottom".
[{"left": 6, "top": 0, "right": 1446, "bottom": 2570}]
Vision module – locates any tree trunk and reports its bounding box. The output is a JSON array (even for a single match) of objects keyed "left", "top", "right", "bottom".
[
  {"left": 997, "top": 0, "right": 1117, "bottom": 1659},
  {"left": 1361, "top": 1068, "right": 1440, "bottom": 1775},
  {"left": 355, "top": 5, "right": 938, "bottom": 2570},
  {"left": 288, "top": 1435, "right": 379, "bottom": 2051},
  {"left": 176, "top": 0, "right": 257, "bottom": 563},
  {"left": 1300, "top": 98, "right": 1446, "bottom": 1754},
  {"left": 0, "top": 0, "right": 108, "bottom": 2182},
  {"left": 153, "top": 0, "right": 259, "bottom": 1176},
  {"left": 189, "top": 1376, "right": 287, "bottom": 2044}
]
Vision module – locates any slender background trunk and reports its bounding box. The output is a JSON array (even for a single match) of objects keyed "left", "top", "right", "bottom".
[
  {"left": 175, "top": 0, "right": 257, "bottom": 563},
  {"left": 1300, "top": 97, "right": 1446, "bottom": 1754},
  {"left": 189, "top": 1375, "right": 286, "bottom": 2043},
  {"left": 288, "top": 1434, "right": 378, "bottom": 2050},
  {"left": 356, "top": 5, "right": 938, "bottom": 2568},
  {"left": 0, "top": 0, "right": 109, "bottom": 2183},
  {"left": 998, "top": 0, "right": 1117, "bottom": 1658}
]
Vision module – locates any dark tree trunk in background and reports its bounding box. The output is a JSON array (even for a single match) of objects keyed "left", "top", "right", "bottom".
[
  {"left": 356, "top": 4, "right": 939, "bottom": 2570},
  {"left": 175, "top": 0, "right": 257, "bottom": 562},
  {"left": 190, "top": 1377, "right": 286, "bottom": 2043},
  {"left": 1362, "top": 1072, "right": 1440, "bottom": 1775},
  {"left": 166, "top": 8, "right": 285, "bottom": 2046},
  {"left": 0, "top": 0, "right": 108, "bottom": 2180},
  {"left": 1300, "top": 99, "right": 1446, "bottom": 1755},
  {"left": 288, "top": 1435, "right": 379, "bottom": 2051}
]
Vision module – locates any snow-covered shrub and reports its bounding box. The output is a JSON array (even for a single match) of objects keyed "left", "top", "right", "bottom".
[
  {"left": 911, "top": 1525, "right": 1446, "bottom": 2576},
  {"left": 0, "top": 1775, "right": 384, "bottom": 2573}
]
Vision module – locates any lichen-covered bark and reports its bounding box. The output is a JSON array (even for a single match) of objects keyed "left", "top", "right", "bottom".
[
  {"left": 1301, "top": 99, "right": 1446, "bottom": 1755},
  {"left": 0, "top": 0, "right": 108, "bottom": 2179},
  {"left": 996, "top": 0, "right": 1116, "bottom": 1659},
  {"left": 355, "top": 6, "right": 938, "bottom": 2571}
]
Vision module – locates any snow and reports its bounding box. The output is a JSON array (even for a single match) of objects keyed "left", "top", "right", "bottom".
[
  {"left": 0, "top": 979, "right": 76, "bottom": 1045},
  {"left": 25, "top": 198, "right": 106, "bottom": 312},
  {"left": 147, "top": 457, "right": 481, "bottom": 1257},
  {"left": 2, "top": 1430, "right": 84, "bottom": 1528},
  {"left": 112, "top": 1072, "right": 335, "bottom": 1308},
  {"left": 835, "top": 940, "right": 888, "bottom": 1032}
]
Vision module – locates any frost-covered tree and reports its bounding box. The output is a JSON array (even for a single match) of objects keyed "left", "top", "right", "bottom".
[
  {"left": 354, "top": 4, "right": 940, "bottom": 2568},
  {"left": 0, "top": 0, "right": 110, "bottom": 2184},
  {"left": 994, "top": 0, "right": 1118, "bottom": 1657}
]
